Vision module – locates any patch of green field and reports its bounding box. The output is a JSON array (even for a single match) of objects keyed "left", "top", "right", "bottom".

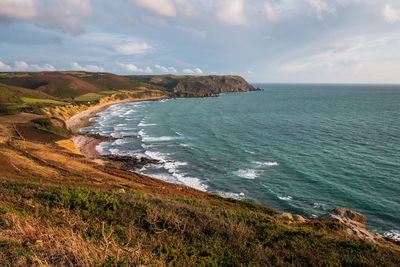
[
  {"left": 74, "top": 93, "right": 103, "bottom": 102},
  {"left": 21, "top": 97, "right": 67, "bottom": 105},
  {"left": 99, "top": 90, "right": 119, "bottom": 95},
  {"left": 8, "top": 104, "right": 29, "bottom": 109},
  {"left": 0, "top": 72, "right": 30, "bottom": 78}
]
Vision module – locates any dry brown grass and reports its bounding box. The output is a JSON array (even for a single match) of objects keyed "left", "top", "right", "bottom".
[
  {"left": 0, "top": 207, "right": 158, "bottom": 266},
  {"left": 55, "top": 140, "right": 79, "bottom": 154}
]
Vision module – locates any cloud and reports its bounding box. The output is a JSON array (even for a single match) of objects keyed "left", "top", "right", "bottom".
[
  {"left": 182, "top": 67, "right": 203, "bottom": 74},
  {"left": 182, "top": 68, "right": 195, "bottom": 74},
  {"left": 130, "top": 0, "right": 197, "bottom": 19},
  {"left": 141, "top": 15, "right": 169, "bottom": 28},
  {"left": 216, "top": 0, "right": 248, "bottom": 26},
  {"left": 0, "top": 60, "right": 56, "bottom": 71},
  {"left": 279, "top": 35, "right": 394, "bottom": 75},
  {"left": 43, "top": 0, "right": 92, "bottom": 33},
  {"left": 0, "top": 0, "right": 37, "bottom": 20},
  {"left": 115, "top": 42, "right": 152, "bottom": 55},
  {"left": 177, "top": 26, "right": 207, "bottom": 38},
  {"left": 130, "top": 0, "right": 176, "bottom": 17},
  {"left": 383, "top": 5, "right": 400, "bottom": 23},
  {"left": 118, "top": 63, "right": 153, "bottom": 73},
  {"left": 0, "top": 61, "right": 12, "bottom": 71},
  {"left": 264, "top": 2, "right": 277, "bottom": 21},
  {"left": 174, "top": 0, "right": 197, "bottom": 18},
  {"left": 0, "top": 0, "right": 92, "bottom": 33},
  {"left": 155, "top": 64, "right": 177, "bottom": 73},
  {"left": 13, "top": 61, "right": 56, "bottom": 71},
  {"left": 71, "top": 62, "right": 104, "bottom": 72},
  {"left": 308, "top": 0, "right": 335, "bottom": 19}
]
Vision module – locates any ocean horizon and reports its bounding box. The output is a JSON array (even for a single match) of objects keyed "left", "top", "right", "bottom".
[{"left": 81, "top": 83, "right": 400, "bottom": 240}]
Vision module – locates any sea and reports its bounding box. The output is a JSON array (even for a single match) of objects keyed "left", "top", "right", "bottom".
[{"left": 80, "top": 84, "right": 400, "bottom": 240}]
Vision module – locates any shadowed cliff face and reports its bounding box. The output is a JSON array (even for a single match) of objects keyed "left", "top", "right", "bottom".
[
  {"left": 173, "top": 75, "right": 257, "bottom": 96},
  {"left": 125, "top": 74, "right": 258, "bottom": 97}
]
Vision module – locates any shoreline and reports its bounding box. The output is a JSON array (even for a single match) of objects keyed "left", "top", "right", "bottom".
[
  {"left": 66, "top": 96, "right": 167, "bottom": 133},
  {"left": 66, "top": 96, "right": 167, "bottom": 159}
]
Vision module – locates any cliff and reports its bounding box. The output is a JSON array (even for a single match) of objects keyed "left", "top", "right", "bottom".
[
  {"left": 125, "top": 74, "right": 258, "bottom": 97},
  {"left": 172, "top": 75, "right": 257, "bottom": 96}
]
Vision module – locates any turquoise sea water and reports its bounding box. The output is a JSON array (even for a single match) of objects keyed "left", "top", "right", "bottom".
[{"left": 81, "top": 84, "right": 400, "bottom": 239}]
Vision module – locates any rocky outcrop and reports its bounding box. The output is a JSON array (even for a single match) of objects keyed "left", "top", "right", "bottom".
[
  {"left": 317, "top": 207, "right": 383, "bottom": 243},
  {"left": 173, "top": 75, "right": 258, "bottom": 97},
  {"left": 274, "top": 213, "right": 308, "bottom": 223}
]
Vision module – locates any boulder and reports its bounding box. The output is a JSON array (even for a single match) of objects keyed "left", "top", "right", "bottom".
[
  {"left": 318, "top": 207, "right": 366, "bottom": 224},
  {"left": 274, "top": 213, "right": 294, "bottom": 222},
  {"left": 293, "top": 214, "right": 307, "bottom": 223},
  {"left": 317, "top": 207, "right": 382, "bottom": 243}
]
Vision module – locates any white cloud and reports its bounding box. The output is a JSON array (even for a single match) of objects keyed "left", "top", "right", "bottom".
[
  {"left": 183, "top": 68, "right": 195, "bottom": 74},
  {"left": 0, "top": 0, "right": 37, "bottom": 20},
  {"left": 44, "top": 0, "right": 92, "bottom": 32},
  {"left": 118, "top": 63, "right": 153, "bottom": 73},
  {"left": 183, "top": 67, "right": 203, "bottom": 74},
  {"left": 131, "top": 0, "right": 198, "bottom": 18},
  {"left": 247, "top": 70, "right": 254, "bottom": 74},
  {"left": 177, "top": 26, "right": 207, "bottom": 38},
  {"left": 13, "top": 61, "right": 56, "bottom": 71},
  {"left": 279, "top": 35, "right": 394, "bottom": 76},
  {"left": 0, "top": 61, "right": 12, "bottom": 71},
  {"left": 115, "top": 42, "right": 152, "bottom": 55},
  {"left": 131, "top": 0, "right": 176, "bottom": 17},
  {"left": 383, "top": 5, "right": 400, "bottom": 23},
  {"left": 308, "top": 0, "right": 336, "bottom": 19},
  {"left": 155, "top": 64, "right": 177, "bottom": 73},
  {"left": 216, "top": 0, "right": 248, "bottom": 26},
  {"left": 0, "top": 0, "right": 92, "bottom": 33},
  {"left": 264, "top": 2, "right": 277, "bottom": 21},
  {"left": 71, "top": 62, "right": 104, "bottom": 72}
]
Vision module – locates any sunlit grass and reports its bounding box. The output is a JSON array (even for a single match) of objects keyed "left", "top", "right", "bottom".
[
  {"left": 21, "top": 97, "right": 67, "bottom": 105},
  {"left": 74, "top": 93, "right": 103, "bottom": 102}
]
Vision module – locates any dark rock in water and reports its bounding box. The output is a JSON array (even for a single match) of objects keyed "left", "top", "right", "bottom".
[
  {"left": 83, "top": 133, "right": 117, "bottom": 141},
  {"left": 317, "top": 207, "right": 383, "bottom": 243},
  {"left": 101, "top": 154, "right": 159, "bottom": 169}
]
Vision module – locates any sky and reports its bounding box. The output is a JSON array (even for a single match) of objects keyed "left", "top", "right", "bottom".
[{"left": 0, "top": 0, "right": 400, "bottom": 83}]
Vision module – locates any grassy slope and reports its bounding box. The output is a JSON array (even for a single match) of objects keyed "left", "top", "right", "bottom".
[
  {"left": 0, "top": 72, "right": 100, "bottom": 98},
  {"left": 0, "top": 72, "right": 399, "bottom": 265},
  {"left": 0, "top": 72, "right": 169, "bottom": 115}
]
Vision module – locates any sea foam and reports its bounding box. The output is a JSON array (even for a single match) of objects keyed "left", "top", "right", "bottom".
[
  {"left": 139, "top": 129, "right": 181, "bottom": 142},
  {"left": 383, "top": 230, "right": 400, "bottom": 241},
  {"left": 256, "top": 161, "right": 279, "bottom": 167},
  {"left": 234, "top": 169, "right": 258, "bottom": 179},
  {"left": 144, "top": 150, "right": 207, "bottom": 191},
  {"left": 278, "top": 195, "right": 293, "bottom": 201}
]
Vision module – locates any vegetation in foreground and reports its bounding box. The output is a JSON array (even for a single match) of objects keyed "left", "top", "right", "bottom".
[{"left": 1, "top": 180, "right": 399, "bottom": 266}]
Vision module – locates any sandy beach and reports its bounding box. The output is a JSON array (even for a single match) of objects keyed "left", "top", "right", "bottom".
[{"left": 66, "top": 96, "right": 166, "bottom": 158}]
